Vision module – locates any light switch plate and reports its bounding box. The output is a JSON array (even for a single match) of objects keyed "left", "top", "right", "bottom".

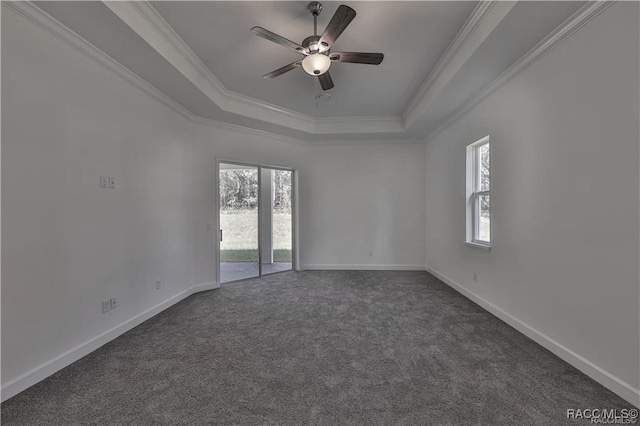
[{"left": 108, "top": 177, "right": 115, "bottom": 189}]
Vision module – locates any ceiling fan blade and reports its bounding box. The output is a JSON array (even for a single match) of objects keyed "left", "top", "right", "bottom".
[
  {"left": 329, "top": 52, "right": 384, "bottom": 65},
  {"left": 251, "top": 26, "right": 307, "bottom": 54},
  {"left": 318, "top": 72, "right": 334, "bottom": 90},
  {"left": 263, "top": 61, "right": 302, "bottom": 79},
  {"left": 319, "top": 5, "right": 356, "bottom": 48}
]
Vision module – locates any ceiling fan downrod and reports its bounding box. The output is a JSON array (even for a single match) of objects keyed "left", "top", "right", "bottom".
[
  {"left": 308, "top": 2, "right": 323, "bottom": 36},
  {"left": 300, "top": 1, "right": 330, "bottom": 77}
]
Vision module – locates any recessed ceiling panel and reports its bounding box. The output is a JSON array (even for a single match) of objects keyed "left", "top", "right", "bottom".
[
  {"left": 29, "top": 0, "right": 596, "bottom": 142},
  {"left": 151, "top": 1, "right": 478, "bottom": 118}
]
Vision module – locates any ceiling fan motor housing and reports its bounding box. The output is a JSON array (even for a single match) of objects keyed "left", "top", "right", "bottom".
[
  {"left": 302, "top": 35, "right": 329, "bottom": 54},
  {"left": 301, "top": 34, "right": 331, "bottom": 76}
]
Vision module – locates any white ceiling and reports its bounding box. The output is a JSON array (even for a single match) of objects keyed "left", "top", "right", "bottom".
[
  {"left": 33, "top": 1, "right": 588, "bottom": 143},
  {"left": 150, "top": 1, "right": 478, "bottom": 118}
]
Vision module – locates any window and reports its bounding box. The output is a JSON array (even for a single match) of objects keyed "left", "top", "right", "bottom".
[{"left": 466, "top": 136, "right": 490, "bottom": 250}]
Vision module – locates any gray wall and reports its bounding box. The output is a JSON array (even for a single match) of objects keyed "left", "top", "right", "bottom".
[
  {"left": 424, "top": 2, "right": 639, "bottom": 403},
  {"left": 2, "top": 0, "right": 638, "bottom": 407},
  {"left": 1, "top": 4, "right": 426, "bottom": 398}
]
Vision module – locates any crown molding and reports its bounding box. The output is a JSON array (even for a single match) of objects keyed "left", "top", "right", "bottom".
[
  {"left": 6, "top": 1, "right": 614, "bottom": 148},
  {"left": 424, "top": 0, "right": 615, "bottom": 143},
  {"left": 2, "top": 1, "right": 415, "bottom": 145},
  {"left": 103, "top": 1, "right": 318, "bottom": 133},
  {"left": 104, "top": 1, "right": 407, "bottom": 136},
  {"left": 6, "top": 0, "right": 412, "bottom": 148},
  {"left": 315, "top": 115, "right": 405, "bottom": 134},
  {"left": 402, "top": 1, "right": 496, "bottom": 123},
  {"left": 402, "top": 0, "right": 517, "bottom": 127},
  {"left": 128, "top": 1, "right": 323, "bottom": 130},
  {"left": 1, "top": 1, "right": 313, "bottom": 147},
  {"left": 126, "top": 1, "right": 228, "bottom": 108},
  {"left": 304, "top": 138, "right": 425, "bottom": 147},
  {"left": 193, "top": 115, "right": 421, "bottom": 147},
  {"left": 4, "top": 1, "right": 405, "bottom": 147},
  {"left": 1, "top": 0, "right": 196, "bottom": 122},
  {"left": 191, "top": 116, "right": 311, "bottom": 147}
]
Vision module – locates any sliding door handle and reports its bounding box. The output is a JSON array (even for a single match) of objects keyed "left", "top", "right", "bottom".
[{"left": 220, "top": 229, "right": 223, "bottom": 242}]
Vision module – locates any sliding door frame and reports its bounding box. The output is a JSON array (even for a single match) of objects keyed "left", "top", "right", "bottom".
[{"left": 216, "top": 159, "right": 296, "bottom": 284}]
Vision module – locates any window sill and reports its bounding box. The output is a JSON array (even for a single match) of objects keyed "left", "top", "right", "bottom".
[{"left": 464, "top": 241, "right": 492, "bottom": 252}]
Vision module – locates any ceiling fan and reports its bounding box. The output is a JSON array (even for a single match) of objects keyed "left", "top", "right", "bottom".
[{"left": 251, "top": 2, "right": 384, "bottom": 90}]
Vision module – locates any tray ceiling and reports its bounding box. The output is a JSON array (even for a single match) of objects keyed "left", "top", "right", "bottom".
[
  {"left": 150, "top": 1, "right": 477, "bottom": 118},
  {"left": 31, "top": 1, "right": 589, "bottom": 143}
]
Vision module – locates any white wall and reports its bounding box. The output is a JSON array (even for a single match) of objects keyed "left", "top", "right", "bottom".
[
  {"left": 1, "top": 6, "right": 213, "bottom": 397},
  {"left": 191, "top": 123, "right": 427, "bottom": 273},
  {"left": 8, "top": 0, "right": 636, "bottom": 408},
  {"left": 424, "top": 2, "right": 639, "bottom": 405},
  {"left": 300, "top": 143, "right": 426, "bottom": 270},
  {"left": 1, "top": 5, "right": 427, "bottom": 399}
]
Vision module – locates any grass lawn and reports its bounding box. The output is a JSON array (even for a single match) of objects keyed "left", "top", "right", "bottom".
[{"left": 220, "top": 211, "right": 292, "bottom": 262}]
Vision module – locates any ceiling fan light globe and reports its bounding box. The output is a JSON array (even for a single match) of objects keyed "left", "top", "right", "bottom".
[{"left": 302, "top": 53, "right": 331, "bottom": 76}]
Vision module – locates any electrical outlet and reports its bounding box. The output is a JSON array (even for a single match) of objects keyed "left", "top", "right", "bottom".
[
  {"left": 102, "top": 300, "right": 111, "bottom": 313},
  {"left": 156, "top": 280, "right": 161, "bottom": 289},
  {"left": 473, "top": 273, "right": 478, "bottom": 282},
  {"left": 108, "top": 177, "right": 116, "bottom": 189},
  {"left": 110, "top": 297, "right": 118, "bottom": 310},
  {"left": 100, "top": 176, "right": 108, "bottom": 188},
  {"left": 369, "top": 251, "right": 373, "bottom": 257}
]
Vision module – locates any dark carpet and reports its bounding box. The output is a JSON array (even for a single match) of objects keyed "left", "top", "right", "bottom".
[{"left": 1, "top": 271, "right": 633, "bottom": 425}]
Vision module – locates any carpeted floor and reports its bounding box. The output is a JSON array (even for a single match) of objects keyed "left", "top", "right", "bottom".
[{"left": 1, "top": 271, "right": 634, "bottom": 425}]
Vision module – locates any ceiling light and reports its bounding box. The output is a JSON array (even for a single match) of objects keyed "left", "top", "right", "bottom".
[{"left": 302, "top": 53, "right": 331, "bottom": 76}]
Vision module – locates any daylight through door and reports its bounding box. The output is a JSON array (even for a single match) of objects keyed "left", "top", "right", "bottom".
[{"left": 219, "top": 162, "right": 293, "bottom": 283}]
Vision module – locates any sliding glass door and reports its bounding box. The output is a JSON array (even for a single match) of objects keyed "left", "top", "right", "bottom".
[
  {"left": 261, "top": 168, "right": 293, "bottom": 275},
  {"left": 219, "top": 162, "right": 294, "bottom": 283},
  {"left": 219, "top": 163, "right": 259, "bottom": 283}
]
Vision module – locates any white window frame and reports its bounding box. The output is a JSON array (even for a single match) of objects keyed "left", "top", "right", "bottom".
[{"left": 465, "top": 136, "right": 491, "bottom": 251}]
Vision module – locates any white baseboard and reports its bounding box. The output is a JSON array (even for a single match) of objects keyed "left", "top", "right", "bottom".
[
  {"left": 425, "top": 266, "right": 640, "bottom": 408},
  {"left": 1, "top": 281, "right": 219, "bottom": 402},
  {"left": 191, "top": 281, "right": 220, "bottom": 293},
  {"left": 301, "top": 264, "right": 426, "bottom": 271}
]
